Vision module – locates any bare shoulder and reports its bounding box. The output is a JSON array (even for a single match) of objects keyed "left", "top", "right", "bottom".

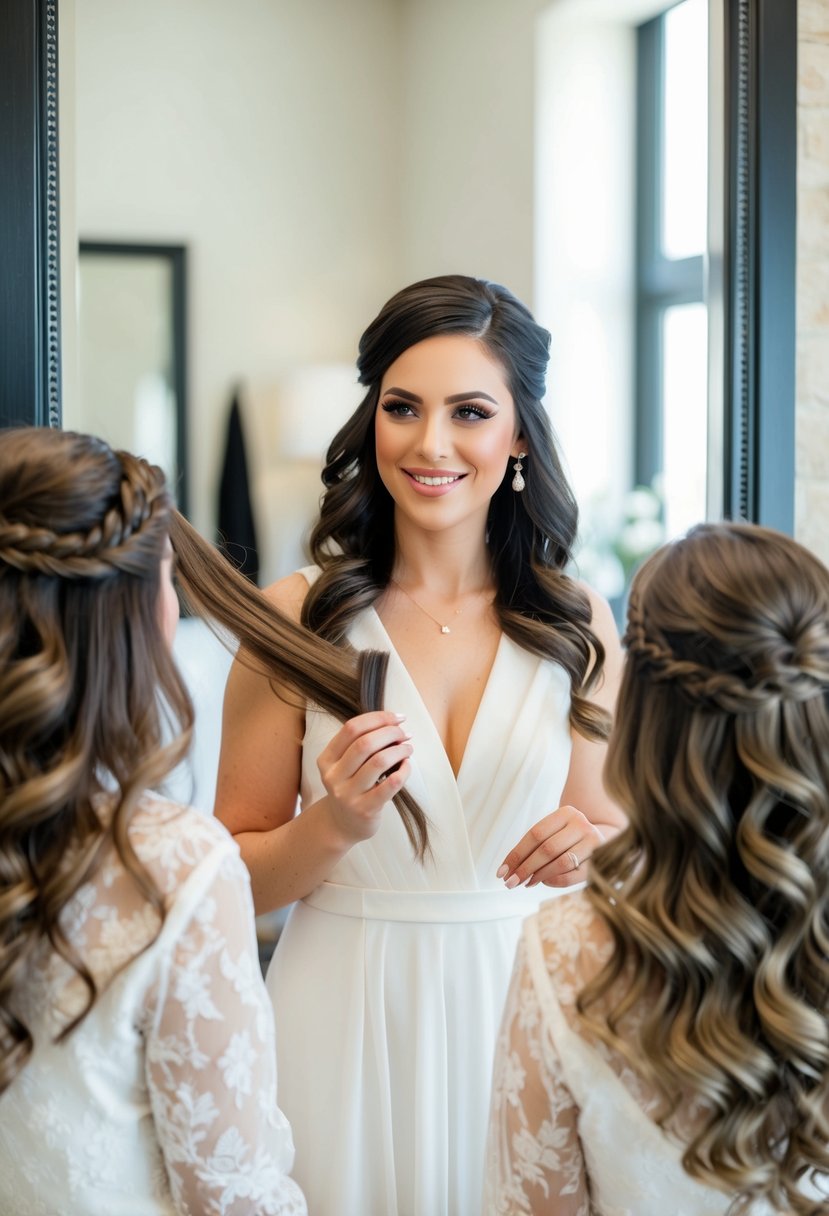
[
  {"left": 261, "top": 569, "right": 314, "bottom": 620},
  {"left": 567, "top": 579, "right": 623, "bottom": 713},
  {"left": 573, "top": 579, "right": 618, "bottom": 640}
]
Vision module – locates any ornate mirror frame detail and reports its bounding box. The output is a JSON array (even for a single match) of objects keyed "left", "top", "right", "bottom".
[
  {"left": 0, "top": 0, "right": 61, "bottom": 428},
  {"left": 0, "top": 0, "right": 797, "bottom": 532}
]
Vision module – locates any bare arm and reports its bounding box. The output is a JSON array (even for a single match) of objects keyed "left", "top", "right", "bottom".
[
  {"left": 214, "top": 574, "right": 412, "bottom": 914},
  {"left": 498, "top": 584, "right": 627, "bottom": 889}
]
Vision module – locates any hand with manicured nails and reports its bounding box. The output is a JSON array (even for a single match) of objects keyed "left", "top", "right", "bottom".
[
  {"left": 317, "top": 711, "right": 413, "bottom": 847},
  {"left": 497, "top": 804, "right": 606, "bottom": 889}
]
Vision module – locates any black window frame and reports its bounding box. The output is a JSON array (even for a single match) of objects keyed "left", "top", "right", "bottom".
[{"left": 635, "top": 6, "right": 707, "bottom": 494}]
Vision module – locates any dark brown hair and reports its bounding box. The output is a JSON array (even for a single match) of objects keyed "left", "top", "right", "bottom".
[{"left": 304, "top": 275, "right": 610, "bottom": 750}]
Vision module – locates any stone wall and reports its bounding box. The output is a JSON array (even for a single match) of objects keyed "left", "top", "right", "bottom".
[{"left": 796, "top": 0, "right": 829, "bottom": 562}]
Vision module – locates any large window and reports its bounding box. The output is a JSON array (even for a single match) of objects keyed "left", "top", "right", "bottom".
[{"left": 636, "top": 0, "right": 708, "bottom": 540}]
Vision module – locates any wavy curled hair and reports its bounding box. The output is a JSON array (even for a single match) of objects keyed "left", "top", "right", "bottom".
[
  {"left": 304, "top": 276, "right": 609, "bottom": 771},
  {"left": 579, "top": 521, "right": 829, "bottom": 1213},
  {"left": 0, "top": 426, "right": 412, "bottom": 1097}
]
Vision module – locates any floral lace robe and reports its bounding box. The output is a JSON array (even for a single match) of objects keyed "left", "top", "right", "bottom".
[
  {"left": 0, "top": 795, "right": 306, "bottom": 1216},
  {"left": 484, "top": 891, "right": 826, "bottom": 1215}
]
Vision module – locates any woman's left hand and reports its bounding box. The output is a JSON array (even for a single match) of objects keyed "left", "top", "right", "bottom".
[{"left": 497, "top": 805, "right": 605, "bottom": 889}]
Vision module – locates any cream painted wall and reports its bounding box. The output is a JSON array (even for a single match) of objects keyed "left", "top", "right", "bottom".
[
  {"left": 796, "top": 0, "right": 829, "bottom": 564},
  {"left": 398, "top": 0, "right": 547, "bottom": 305},
  {"left": 68, "top": 0, "right": 548, "bottom": 543},
  {"left": 70, "top": 0, "right": 404, "bottom": 538},
  {"left": 66, "top": 0, "right": 817, "bottom": 557}
]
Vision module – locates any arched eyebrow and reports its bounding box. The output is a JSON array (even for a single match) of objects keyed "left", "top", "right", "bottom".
[
  {"left": 445, "top": 391, "right": 498, "bottom": 405},
  {"left": 381, "top": 387, "right": 499, "bottom": 405}
]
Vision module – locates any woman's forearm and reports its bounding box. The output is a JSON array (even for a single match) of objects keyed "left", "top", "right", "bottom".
[{"left": 231, "top": 796, "right": 352, "bottom": 914}]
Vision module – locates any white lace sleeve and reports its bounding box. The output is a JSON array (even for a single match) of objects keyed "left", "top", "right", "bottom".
[
  {"left": 484, "top": 933, "right": 590, "bottom": 1216},
  {"left": 145, "top": 845, "right": 307, "bottom": 1216}
]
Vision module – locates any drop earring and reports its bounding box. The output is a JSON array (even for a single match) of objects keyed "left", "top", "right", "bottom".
[{"left": 511, "top": 452, "right": 526, "bottom": 492}]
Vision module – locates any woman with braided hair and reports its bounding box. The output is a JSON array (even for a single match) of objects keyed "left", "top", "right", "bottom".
[
  {"left": 486, "top": 521, "right": 829, "bottom": 1214},
  {"left": 215, "top": 275, "right": 625, "bottom": 1214},
  {"left": 0, "top": 426, "right": 416, "bottom": 1216}
]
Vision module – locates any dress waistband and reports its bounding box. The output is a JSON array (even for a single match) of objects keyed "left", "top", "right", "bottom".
[{"left": 301, "top": 880, "right": 547, "bottom": 924}]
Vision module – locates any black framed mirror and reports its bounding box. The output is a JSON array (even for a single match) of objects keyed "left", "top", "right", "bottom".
[
  {"left": 0, "top": 0, "right": 61, "bottom": 428},
  {"left": 0, "top": 0, "right": 796, "bottom": 534},
  {"left": 69, "top": 240, "right": 189, "bottom": 516}
]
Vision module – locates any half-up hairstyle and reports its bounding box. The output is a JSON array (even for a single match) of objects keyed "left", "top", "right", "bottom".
[
  {"left": 0, "top": 426, "right": 424, "bottom": 1099},
  {"left": 0, "top": 428, "right": 187, "bottom": 1096},
  {"left": 305, "top": 274, "right": 610, "bottom": 748},
  {"left": 580, "top": 521, "right": 829, "bottom": 1213}
]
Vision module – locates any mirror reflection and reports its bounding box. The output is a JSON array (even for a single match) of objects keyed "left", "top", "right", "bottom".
[
  {"left": 4, "top": 1, "right": 813, "bottom": 1213},
  {"left": 76, "top": 241, "right": 188, "bottom": 512},
  {"left": 63, "top": 0, "right": 714, "bottom": 595}
]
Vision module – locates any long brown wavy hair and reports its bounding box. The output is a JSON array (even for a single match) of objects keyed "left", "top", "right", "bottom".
[
  {"left": 0, "top": 426, "right": 411, "bottom": 1097},
  {"left": 580, "top": 522, "right": 829, "bottom": 1213}
]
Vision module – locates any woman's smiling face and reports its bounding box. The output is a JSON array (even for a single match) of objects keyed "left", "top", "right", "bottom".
[{"left": 374, "top": 334, "right": 524, "bottom": 535}]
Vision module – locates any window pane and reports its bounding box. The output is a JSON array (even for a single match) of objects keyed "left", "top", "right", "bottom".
[
  {"left": 662, "top": 0, "right": 708, "bottom": 260},
  {"left": 662, "top": 303, "right": 707, "bottom": 537}
]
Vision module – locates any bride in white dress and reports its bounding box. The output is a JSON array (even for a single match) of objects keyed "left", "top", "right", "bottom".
[
  {"left": 486, "top": 522, "right": 829, "bottom": 1215},
  {"left": 0, "top": 427, "right": 415, "bottom": 1215},
  {"left": 216, "top": 275, "right": 626, "bottom": 1215}
]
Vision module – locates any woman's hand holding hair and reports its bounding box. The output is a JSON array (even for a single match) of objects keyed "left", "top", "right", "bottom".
[
  {"left": 497, "top": 805, "right": 606, "bottom": 889},
  {"left": 317, "top": 711, "right": 413, "bottom": 848}
]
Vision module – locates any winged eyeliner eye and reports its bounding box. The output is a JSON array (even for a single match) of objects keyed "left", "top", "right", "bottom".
[
  {"left": 381, "top": 399, "right": 494, "bottom": 421},
  {"left": 454, "top": 404, "right": 494, "bottom": 421}
]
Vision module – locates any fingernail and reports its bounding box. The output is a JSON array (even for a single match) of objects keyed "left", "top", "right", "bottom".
[
  {"left": 393, "top": 713, "right": 406, "bottom": 721},
  {"left": 505, "top": 874, "right": 520, "bottom": 889},
  {"left": 496, "top": 864, "right": 509, "bottom": 879},
  {"left": 401, "top": 732, "right": 413, "bottom": 741}
]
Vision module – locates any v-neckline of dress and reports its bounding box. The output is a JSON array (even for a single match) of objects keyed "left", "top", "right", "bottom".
[{"left": 368, "top": 605, "right": 508, "bottom": 786}]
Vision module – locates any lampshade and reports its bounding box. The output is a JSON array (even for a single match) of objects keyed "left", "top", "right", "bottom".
[{"left": 273, "top": 362, "right": 364, "bottom": 462}]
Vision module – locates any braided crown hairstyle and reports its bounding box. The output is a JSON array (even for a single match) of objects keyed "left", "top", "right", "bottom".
[
  {"left": 580, "top": 521, "right": 829, "bottom": 1213},
  {"left": 0, "top": 426, "right": 419, "bottom": 1097},
  {"left": 304, "top": 275, "right": 610, "bottom": 761}
]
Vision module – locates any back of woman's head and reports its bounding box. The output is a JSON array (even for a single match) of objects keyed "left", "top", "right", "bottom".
[
  {"left": 586, "top": 521, "right": 829, "bottom": 1212},
  {"left": 0, "top": 426, "right": 185, "bottom": 800},
  {"left": 606, "top": 520, "right": 829, "bottom": 894},
  {"left": 0, "top": 427, "right": 189, "bottom": 1090}
]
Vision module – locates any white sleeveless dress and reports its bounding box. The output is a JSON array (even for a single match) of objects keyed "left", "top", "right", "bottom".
[{"left": 266, "top": 570, "right": 574, "bottom": 1216}]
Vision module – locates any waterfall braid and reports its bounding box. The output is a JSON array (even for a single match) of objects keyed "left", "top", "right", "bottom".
[
  {"left": 303, "top": 275, "right": 610, "bottom": 750},
  {"left": 0, "top": 427, "right": 425, "bottom": 1099},
  {"left": 579, "top": 522, "right": 829, "bottom": 1214}
]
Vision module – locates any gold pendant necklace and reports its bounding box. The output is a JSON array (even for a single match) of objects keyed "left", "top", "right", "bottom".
[{"left": 390, "top": 578, "right": 459, "bottom": 634}]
